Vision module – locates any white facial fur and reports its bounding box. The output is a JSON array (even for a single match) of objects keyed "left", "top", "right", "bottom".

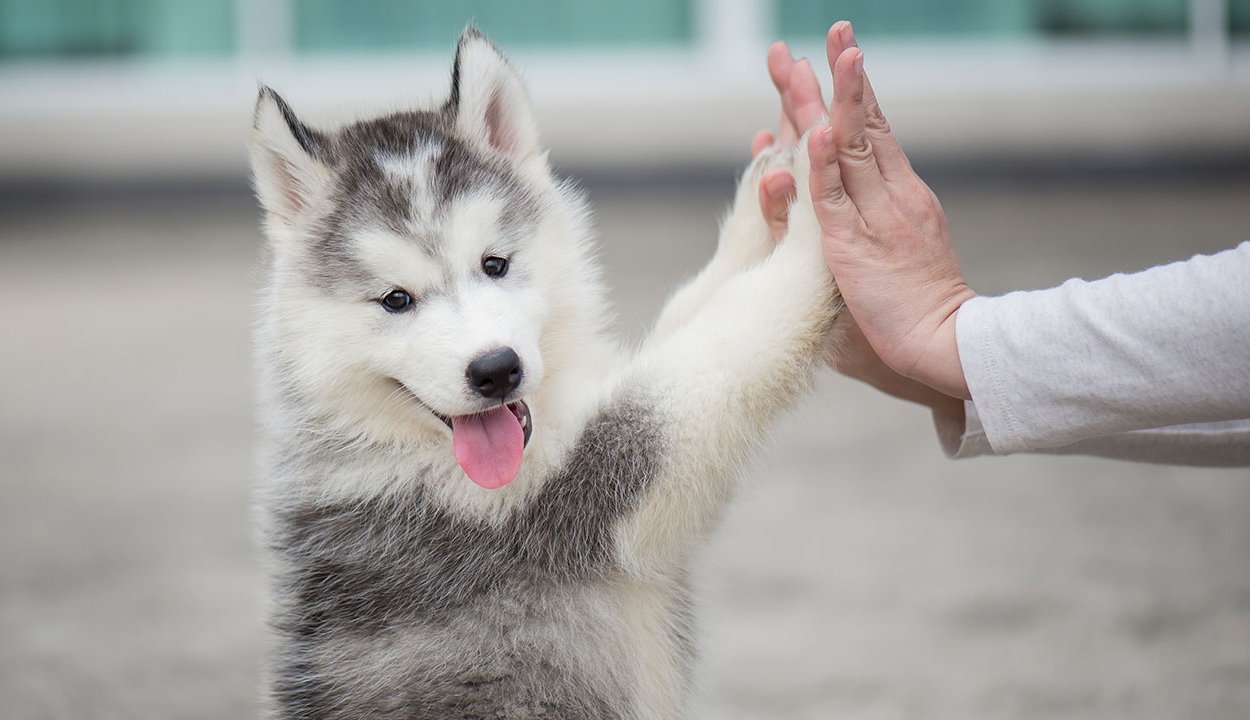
[
  {"left": 250, "top": 31, "right": 616, "bottom": 508},
  {"left": 359, "top": 190, "right": 548, "bottom": 418}
]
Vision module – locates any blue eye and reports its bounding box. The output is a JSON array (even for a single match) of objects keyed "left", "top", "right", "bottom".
[
  {"left": 380, "top": 289, "right": 413, "bottom": 312},
  {"left": 482, "top": 256, "right": 509, "bottom": 278}
]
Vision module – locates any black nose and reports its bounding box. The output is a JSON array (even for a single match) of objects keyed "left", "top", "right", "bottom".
[{"left": 466, "top": 347, "right": 522, "bottom": 399}]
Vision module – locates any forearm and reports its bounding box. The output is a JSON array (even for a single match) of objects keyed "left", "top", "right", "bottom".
[{"left": 957, "top": 241, "right": 1250, "bottom": 455}]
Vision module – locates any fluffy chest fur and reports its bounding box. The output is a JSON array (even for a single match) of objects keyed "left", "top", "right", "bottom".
[
  {"left": 252, "top": 27, "right": 841, "bottom": 720},
  {"left": 266, "top": 401, "right": 699, "bottom": 720}
]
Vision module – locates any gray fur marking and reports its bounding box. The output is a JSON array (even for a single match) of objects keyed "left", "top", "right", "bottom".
[
  {"left": 268, "top": 398, "right": 666, "bottom": 719},
  {"left": 301, "top": 111, "right": 540, "bottom": 292}
]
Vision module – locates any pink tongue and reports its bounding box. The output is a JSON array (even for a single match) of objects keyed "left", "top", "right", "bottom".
[{"left": 451, "top": 405, "right": 524, "bottom": 489}]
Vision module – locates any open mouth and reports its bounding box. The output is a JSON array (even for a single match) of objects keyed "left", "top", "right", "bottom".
[
  {"left": 448, "top": 400, "right": 532, "bottom": 490},
  {"left": 393, "top": 380, "right": 532, "bottom": 490},
  {"left": 434, "top": 401, "right": 531, "bottom": 448}
]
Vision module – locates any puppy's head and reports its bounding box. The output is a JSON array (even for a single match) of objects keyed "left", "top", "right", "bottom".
[{"left": 251, "top": 30, "right": 600, "bottom": 490}]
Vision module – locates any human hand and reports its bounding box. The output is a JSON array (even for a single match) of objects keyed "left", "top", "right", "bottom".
[
  {"left": 758, "top": 22, "right": 975, "bottom": 399},
  {"left": 751, "top": 40, "right": 826, "bottom": 242},
  {"left": 755, "top": 169, "right": 964, "bottom": 419},
  {"left": 750, "top": 22, "right": 975, "bottom": 410},
  {"left": 828, "top": 314, "right": 966, "bottom": 421}
]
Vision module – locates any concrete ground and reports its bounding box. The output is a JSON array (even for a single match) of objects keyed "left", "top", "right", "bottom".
[{"left": 1, "top": 170, "right": 1248, "bottom": 719}]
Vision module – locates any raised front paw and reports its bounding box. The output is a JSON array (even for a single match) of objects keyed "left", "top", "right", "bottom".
[
  {"left": 717, "top": 144, "right": 797, "bottom": 270},
  {"left": 766, "top": 132, "right": 841, "bottom": 307},
  {"left": 775, "top": 133, "right": 822, "bottom": 258}
]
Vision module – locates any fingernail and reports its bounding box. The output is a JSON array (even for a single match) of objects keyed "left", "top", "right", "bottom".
[
  {"left": 853, "top": 49, "right": 864, "bottom": 75},
  {"left": 816, "top": 124, "right": 834, "bottom": 153},
  {"left": 840, "top": 21, "right": 856, "bottom": 48}
]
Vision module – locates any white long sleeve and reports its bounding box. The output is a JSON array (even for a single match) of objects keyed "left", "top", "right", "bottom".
[{"left": 937, "top": 241, "right": 1250, "bottom": 466}]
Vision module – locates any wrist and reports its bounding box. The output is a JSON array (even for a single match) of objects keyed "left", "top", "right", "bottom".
[
  {"left": 904, "top": 292, "right": 973, "bottom": 401},
  {"left": 931, "top": 392, "right": 966, "bottom": 422},
  {"left": 932, "top": 307, "right": 971, "bottom": 400}
]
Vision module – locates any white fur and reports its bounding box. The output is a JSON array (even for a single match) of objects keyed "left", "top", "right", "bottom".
[
  {"left": 252, "top": 31, "right": 840, "bottom": 719},
  {"left": 377, "top": 147, "right": 440, "bottom": 221},
  {"left": 453, "top": 35, "right": 544, "bottom": 169}
]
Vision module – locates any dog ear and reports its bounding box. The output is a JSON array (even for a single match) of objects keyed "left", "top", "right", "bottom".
[
  {"left": 250, "top": 87, "right": 333, "bottom": 229},
  {"left": 447, "top": 28, "right": 544, "bottom": 165}
]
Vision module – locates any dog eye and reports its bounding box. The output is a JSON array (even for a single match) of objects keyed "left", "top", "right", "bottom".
[
  {"left": 379, "top": 289, "right": 413, "bottom": 313},
  {"left": 482, "top": 255, "right": 509, "bottom": 278}
]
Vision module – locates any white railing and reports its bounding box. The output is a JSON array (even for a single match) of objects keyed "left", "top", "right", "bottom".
[{"left": 0, "top": 0, "right": 1245, "bottom": 181}]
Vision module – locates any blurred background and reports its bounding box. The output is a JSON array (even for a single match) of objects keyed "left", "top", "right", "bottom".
[
  {"left": 2, "top": 0, "right": 1249, "bottom": 177},
  {"left": 1, "top": 2, "right": 1248, "bottom": 719}
]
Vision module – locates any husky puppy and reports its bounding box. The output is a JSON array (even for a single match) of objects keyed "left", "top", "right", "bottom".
[{"left": 251, "top": 28, "right": 841, "bottom": 720}]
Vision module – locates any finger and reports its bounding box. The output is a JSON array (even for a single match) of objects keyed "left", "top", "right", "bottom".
[
  {"left": 806, "top": 123, "right": 864, "bottom": 242},
  {"left": 766, "top": 41, "right": 799, "bottom": 145},
  {"left": 857, "top": 75, "right": 914, "bottom": 179},
  {"left": 751, "top": 129, "right": 775, "bottom": 159},
  {"left": 829, "top": 46, "right": 890, "bottom": 210},
  {"left": 826, "top": 22, "right": 912, "bottom": 179},
  {"left": 758, "top": 167, "right": 796, "bottom": 244},
  {"left": 787, "top": 59, "right": 827, "bottom": 134}
]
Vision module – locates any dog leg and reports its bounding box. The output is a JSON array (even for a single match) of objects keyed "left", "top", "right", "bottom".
[
  {"left": 647, "top": 148, "right": 792, "bottom": 343},
  {"left": 614, "top": 136, "right": 844, "bottom": 575}
]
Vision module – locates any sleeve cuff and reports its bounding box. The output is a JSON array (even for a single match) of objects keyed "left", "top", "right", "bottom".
[{"left": 934, "top": 400, "right": 997, "bottom": 459}]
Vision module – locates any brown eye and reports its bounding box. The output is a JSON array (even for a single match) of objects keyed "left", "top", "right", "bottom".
[
  {"left": 380, "top": 289, "right": 413, "bottom": 312},
  {"left": 482, "top": 255, "right": 509, "bottom": 278}
]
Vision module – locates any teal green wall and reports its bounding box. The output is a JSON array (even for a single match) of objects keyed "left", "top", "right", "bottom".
[
  {"left": 779, "top": 0, "right": 1035, "bottom": 37},
  {"left": 778, "top": 0, "right": 1189, "bottom": 37},
  {"left": 1234, "top": 0, "right": 1250, "bottom": 35},
  {"left": 0, "top": 0, "right": 234, "bottom": 58},
  {"left": 0, "top": 0, "right": 690, "bottom": 58},
  {"left": 295, "top": 0, "right": 691, "bottom": 52},
  {"left": 0, "top": 0, "right": 1239, "bottom": 59}
]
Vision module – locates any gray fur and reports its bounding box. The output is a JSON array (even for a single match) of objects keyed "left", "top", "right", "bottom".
[
  {"left": 268, "top": 399, "right": 664, "bottom": 719},
  {"left": 259, "top": 85, "right": 333, "bottom": 161},
  {"left": 294, "top": 111, "right": 538, "bottom": 292},
  {"left": 253, "top": 27, "right": 840, "bottom": 720}
]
